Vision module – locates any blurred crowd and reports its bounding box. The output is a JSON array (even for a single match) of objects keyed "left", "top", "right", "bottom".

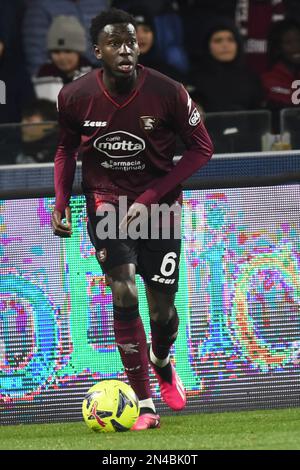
[{"left": 1, "top": 0, "right": 300, "bottom": 163}]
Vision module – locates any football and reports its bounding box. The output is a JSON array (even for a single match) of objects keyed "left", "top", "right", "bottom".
[{"left": 82, "top": 380, "right": 140, "bottom": 432}]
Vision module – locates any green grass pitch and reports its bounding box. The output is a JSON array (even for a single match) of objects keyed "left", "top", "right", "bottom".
[{"left": 1, "top": 407, "right": 300, "bottom": 450}]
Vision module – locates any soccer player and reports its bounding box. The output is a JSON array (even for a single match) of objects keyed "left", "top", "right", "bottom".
[{"left": 52, "top": 8, "right": 213, "bottom": 431}]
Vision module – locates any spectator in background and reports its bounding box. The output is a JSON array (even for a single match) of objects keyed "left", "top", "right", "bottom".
[
  {"left": 129, "top": 8, "right": 186, "bottom": 82},
  {"left": 262, "top": 19, "right": 300, "bottom": 131},
  {"left": 22, "top": 0, "right": 109, "bottom": 76},
  {"left": 33, "top": 16, "right": 93, "bottom": 103},
  {"left": 178, "top": 0, "right": 238, "bottom": 63},
  {"left": 235, "top": 0, "right": 286, "bottom": 75},
  {"left": 113, "top": 0, "right": 189, "bottom": 75},
  {"left": 16, "top": 99, "right": 58, "bottom": 164},
  {"left": 0, "top": 0, "right": 34, "bottom": 123},
  {"left": 191, "top": 19, "right": 262, "bottom": 112}
]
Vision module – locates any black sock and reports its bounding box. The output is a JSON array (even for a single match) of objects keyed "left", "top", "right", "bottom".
[{"left": 148, "top": 344, "right": 173, "bottom": 384}]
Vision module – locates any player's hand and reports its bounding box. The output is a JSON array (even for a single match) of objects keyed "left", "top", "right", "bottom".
[
  {"left": 119, "top": 202, "right": 148, "bottom": 234},
  {"left": 51, "top": 206, "right": 72, "bottom": 238}
]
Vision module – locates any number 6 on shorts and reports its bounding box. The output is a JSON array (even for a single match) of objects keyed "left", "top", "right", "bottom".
[{"left": 160, "top": 252, "right": 177, "bottom": 277}]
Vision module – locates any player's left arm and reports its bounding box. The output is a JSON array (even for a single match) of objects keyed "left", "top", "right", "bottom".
[
  {"left": 52, "top": 90, "right": 81, "bottom": 237},
  {"left": 135, "top": 85, "right": 214, "bottom": 208}
]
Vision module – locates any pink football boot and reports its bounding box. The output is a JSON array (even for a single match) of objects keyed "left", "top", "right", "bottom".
[
  {"left": 131, "top": 412, "right": 161, "bottom": 431},
  {"left": 150, "top": 358, "right": 186, "bottom": 411}
]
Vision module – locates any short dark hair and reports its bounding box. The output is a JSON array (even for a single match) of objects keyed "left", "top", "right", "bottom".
[
  {"left": 22, "top": 99, "right": 58, "bottom": 121},
  {"left": 90, "top": 8, "right": 137, "bottom": 45}
]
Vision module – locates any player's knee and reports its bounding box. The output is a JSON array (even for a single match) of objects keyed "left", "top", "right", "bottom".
[
  {"left": 150, "top": 305, "right": 175, "bottom": 325},
  {"left": 110, "top": 279, "right": 138, "bottom": 307}
]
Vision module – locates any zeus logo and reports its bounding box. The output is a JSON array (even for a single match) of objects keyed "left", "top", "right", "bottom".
[
  {"left": 84, "top": 120, "right": 107, "bottom": 127},
  {"left": 291, "top": 80, "right": 300, "bottom": 105},
  {"left": 151, "top": 275, "right": 175, "bottom": 284}
]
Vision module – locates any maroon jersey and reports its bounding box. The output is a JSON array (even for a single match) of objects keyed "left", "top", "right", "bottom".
[{"left": 54, "top": 65, "right": 213, "bottom": 213}]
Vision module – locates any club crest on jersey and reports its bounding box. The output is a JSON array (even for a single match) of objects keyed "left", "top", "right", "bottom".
[
  {"left": 189, "top": 108, "right": 201, "bottom": 126},
  {"left": 139, "top": 116, "right": 157, "bottom": 132},
  {"left": 94, "top": 131, "right": 145, "bottom": 158},
  {"left": 97, "top": 248, "right": 107, "bottom": 263}
]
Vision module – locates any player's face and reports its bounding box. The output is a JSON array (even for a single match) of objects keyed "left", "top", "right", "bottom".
[{"left": 95, "top": 23, "right": 139, "bottom": 77}]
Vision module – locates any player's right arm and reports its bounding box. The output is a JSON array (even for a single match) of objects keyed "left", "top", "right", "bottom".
[{"left": 52, "top": 90, "right": 81, "bottom": 238}]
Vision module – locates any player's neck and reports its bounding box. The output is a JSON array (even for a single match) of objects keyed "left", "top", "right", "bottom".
[{"left": 102, "top": 69, "right": 138, "bottom": 96}]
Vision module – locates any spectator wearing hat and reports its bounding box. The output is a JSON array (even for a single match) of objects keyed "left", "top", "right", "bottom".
[
  {"left": 22, "top": 0, "right": 109, "bottom": 76},
  {"left": 33, "top": 16, "right": 93, "bottom": 103}
]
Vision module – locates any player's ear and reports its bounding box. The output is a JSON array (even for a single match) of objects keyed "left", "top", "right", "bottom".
[{"left": 94, "top": 45, "right": 102, "bottom": 60}]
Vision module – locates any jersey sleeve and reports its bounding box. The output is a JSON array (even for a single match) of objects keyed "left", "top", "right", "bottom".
[
  {"left": 172, "top": 83, "right": 203, "bottom": 140},
  {"left": 135, "top": 85, "right": 214, "bottom": 207},
  {"left": 54, "top": 90, "right": 81, "bottom": 213}
]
